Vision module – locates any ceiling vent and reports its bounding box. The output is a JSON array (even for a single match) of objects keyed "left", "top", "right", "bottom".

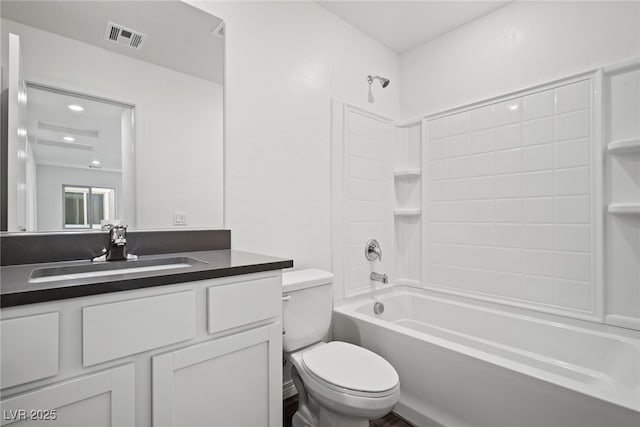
[{"left": 104, "top": 21, "right": 146, "bottom": 49}]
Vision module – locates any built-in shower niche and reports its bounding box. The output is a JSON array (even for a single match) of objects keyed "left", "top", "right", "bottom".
[
  {"left": 604, "top": 59, "right": 640, "bottom": 330},
  {"left": 393, "top": 122, "right": 422, "bottom": 286}
]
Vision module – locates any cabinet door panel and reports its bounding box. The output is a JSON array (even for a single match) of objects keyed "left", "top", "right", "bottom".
[
  {"left": 153, "top": 323, "right": 282, "bottom": 427},
  {"left": 0, "top": 364, "right": 134, "bottom": 427},
  {"left": 1, "top": 312, "right": 59, "bottom": 389}
]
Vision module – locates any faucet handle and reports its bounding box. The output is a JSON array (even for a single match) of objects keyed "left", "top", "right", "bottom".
[{"left": 365, "top": 239, "right": 382, "bottom": 261}]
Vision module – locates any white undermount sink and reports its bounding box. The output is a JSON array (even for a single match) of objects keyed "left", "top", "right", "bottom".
[{"left": 28, "top": 257, "right": 206, "bottom": 283}]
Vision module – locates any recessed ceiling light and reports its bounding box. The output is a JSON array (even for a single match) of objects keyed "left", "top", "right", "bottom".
[
  {"left": 92, "top": 160, "right": 101, "bottom": 165},
  {"left": 63, "top": 136, "right": 75, "bottom": 142},
  {"left": 68, "top": 104, "right": 84, "bottom": 112}
]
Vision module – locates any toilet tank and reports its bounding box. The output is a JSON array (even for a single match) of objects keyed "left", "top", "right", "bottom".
[{"left": 282, "top": 269, "right": 334, "bottom": 353}]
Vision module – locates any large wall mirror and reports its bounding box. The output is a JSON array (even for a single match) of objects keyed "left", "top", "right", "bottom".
[{"left": 1, "top": 1, "right": 224, "bottom": 232}]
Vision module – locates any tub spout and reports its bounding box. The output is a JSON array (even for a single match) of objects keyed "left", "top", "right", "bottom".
[{"left": 370, "top": 272, "right": 388, "bottom": 284}]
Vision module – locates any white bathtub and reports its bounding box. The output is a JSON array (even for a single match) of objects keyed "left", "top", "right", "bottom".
[{"left": 332, "top": 288, "right": 640, "bottom": 427}]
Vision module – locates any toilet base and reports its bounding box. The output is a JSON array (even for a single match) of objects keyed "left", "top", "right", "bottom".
[
  {"left": 318, "top": 407, "right": 369, "bottom": 427},
  {"left": 291, "top": 406, "right": 370, "bottom": 427}
]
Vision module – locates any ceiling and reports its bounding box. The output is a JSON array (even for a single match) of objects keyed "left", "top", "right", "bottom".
[
  {"left": 27, "top": 86, "right": 126, "bottom": 172},
  {"left": 1, "top": 1, "right": 224, "bottom": 83},
  {"left": 316, "top": 1, "right": 511, "bottom": 53}
]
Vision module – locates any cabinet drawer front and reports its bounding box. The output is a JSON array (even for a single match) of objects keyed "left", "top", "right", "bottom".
[
  {"left": 208, "top": 276, "right": 280, "bottom": 334},
  {"left": 83, "top": 291, "right": 195, "bottom": 366},
  {"left": 1, "top": 313, "right": 59, "bottom": 389}
]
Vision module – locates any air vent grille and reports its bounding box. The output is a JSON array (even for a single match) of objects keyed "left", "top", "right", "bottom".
[{"left": 104, "top": 21, "right": 146, "bottom": 49}]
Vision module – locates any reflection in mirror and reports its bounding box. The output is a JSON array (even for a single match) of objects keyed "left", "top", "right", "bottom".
[
  {"left": 26, "top": 85, "right": 134, "bottom": 231},
  {"left": 1, "top": 1, "right": 224, "bottom": 232}
]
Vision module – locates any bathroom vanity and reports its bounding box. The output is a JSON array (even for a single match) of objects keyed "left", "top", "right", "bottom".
[{"left": 0, "top": 230, "right": 292, "bottom": 427}]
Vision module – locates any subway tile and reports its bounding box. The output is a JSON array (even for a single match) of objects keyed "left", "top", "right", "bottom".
[
  {"left": 555, "top": 196, "right": 590, "bottom": 224},
  {"left": 429, "top": 159, "right": 448, "bottom": 181},
  {"left": 494, "top": 199, "right": 522, "bottom": 223},
  {"left": 429, "top": 181, "right": 447, "bottom": 201},
  {"left": 494, "top": 98, "right": 523, "bottom": 126},
  {"left": 523, "top": 144, "right": 554, "bottom": 172},
  {"left": 522, "top": 198, "right": 554, "bottom": 223},
  {"left": 522, "top": 224, "right": 554, "bottom": 250},
  {"left": 555, "top": 224, "right": 590, "bottom": 252},
  {"left": 492, "top": 272, "right": 524, "bottom": 299},
  {"left": 522, "top": 249, "right": 555, "bottom": 277},
  {"left": 349, "top": 155, "right": 391, "bottom": 182},
  {"left": 523, "top": 117, "right": 554, "bottom": 146},
  {"left": 523, "top": 171, "right": 554, "bottom": 197},
  {"left": 471, "top": 105, "right": 494, "bottom": 130},
  {"left": 448, "top": 111, "right": 471, "bottom": 136},
  {"left": 448, "top": 134, "right": 471, "bottom": 157},
  {"left": 446, "top": 179, "right": 470, "bottom": 200},
  {"left": 349, "top": 178, "right": 389, "bottom": 202},
  {"left": 494, "top": 148, "right": 522, "bottom": 175},
  {"left": 493, "top": 173, "right": 521, "bottom": 198},
  {"left": 349, "top": 222, "right": 391, "bottom": 244},
  {"left": 493, "top": 224, "right": 522, "bottom": 248},
  {"left": 492, "top": 248, "right": 523, "bottom": 273},
  {"left": 555, "top": 138, "right": 590, "bottom": 168},
  {"left": 555, "top": 252, "right": 590, "bottom": 282},
  {"left": 555, "top": 110, "right": 590, "bottom": 141},
  {"left": 430, "top": 138, "right": 448, "bottom": 160},
  {"left": 523, "top": 89, "right": 555, "bottom": 120},
  {"left": 471, "top": 129, "right": 494, "bottom": 154},
  {"left": 466, "top": 223, "right": 495, "bottom": 246},
  {"left": 429, "top": 117, "right": 448, "bottom": 140},
  {"left": 466, "top": 200, "right": 496, "bottom": 222},
  {"left": 348, "top": 201, "right": 390, "bottom": 222},
  {"left": 494, "top": 124, "right": 522, "bottom": 151},
  {"left": 555, "top": 80, "right": 591, "bottom": 114},
  {"left": 522, "top": 275, "right": 556, "bottom": 304},
  {"left": 449, "top": 201, "right": 471, "bottom": 222},
  {"left": 429, "top": 202, "right": 449, "bottom": 222},
  {"left": 448, "top": 156, "right": 470, "bottom": 179},
  {"left": 471, "top": 176, "right": 495, "bottom": 199},
  {"left": 471, "top": 152, "right": 494, "bottom": 177},
  {"left": 555, "top": 279, "right": 591, "bottom": 311},
  {"left": 555, "top": 167, "right": 590, "bottom": 196}
]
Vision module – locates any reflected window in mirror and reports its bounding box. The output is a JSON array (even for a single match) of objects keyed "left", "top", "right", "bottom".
[{"left": 63, "top": 185, "right": 115, "bottom": 230}]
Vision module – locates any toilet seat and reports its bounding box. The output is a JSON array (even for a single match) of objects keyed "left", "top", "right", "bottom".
[{"left": 301, "top": 341, "right": 399, "bottom": 397}]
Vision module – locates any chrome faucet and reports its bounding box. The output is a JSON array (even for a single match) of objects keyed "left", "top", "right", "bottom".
[
  {"left": 92, "top": 224, "right": 138, "bottom": 262},
  {"left": 365, "top": 239, "right": 382, "bottom": 262},
  {"left": 370, "top": 272, "right": 388, "bottom": 284}
]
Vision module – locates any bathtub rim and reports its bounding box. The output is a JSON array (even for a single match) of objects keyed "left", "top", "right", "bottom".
[{"left": 333, "top": 287, "right": 640, "bottom": 413}]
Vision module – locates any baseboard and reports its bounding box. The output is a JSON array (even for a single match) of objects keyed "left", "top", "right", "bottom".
[{"left": 283, "top": 379, "right": 297, "bottom": 400}]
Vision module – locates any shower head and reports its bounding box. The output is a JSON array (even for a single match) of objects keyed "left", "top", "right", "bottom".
[{"left": 367, "top": 75, "right": 390, "bottom": 88}]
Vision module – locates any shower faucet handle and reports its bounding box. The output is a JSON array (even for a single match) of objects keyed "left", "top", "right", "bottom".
[{"left": 365, "top": 239, "right": 382, "bottom": 262}]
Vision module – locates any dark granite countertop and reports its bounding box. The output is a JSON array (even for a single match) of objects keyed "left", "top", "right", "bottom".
[{"left": 0, "top": 250, "right": 293, "bottom": 307}]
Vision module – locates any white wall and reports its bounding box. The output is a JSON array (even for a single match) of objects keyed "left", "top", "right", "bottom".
[
  {"left": 189, "top": 1, "right": 399, "bottom": 270},
  {"left": 36, "top": 165, "right": 121, "bottom": 231},
  {"left": 400, "top": 1, "right": 640, "bottom": 117},
  {"left": 1, "top": 18, "right": 223, "bottom": 230}
]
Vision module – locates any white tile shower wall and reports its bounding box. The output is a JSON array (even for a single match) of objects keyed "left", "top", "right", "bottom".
[
  {"left": 426, "top": 78, "right": 594, "bottom": 312},
  {"left": 345, "top": 109, "right": 394, "bottom": 295}
]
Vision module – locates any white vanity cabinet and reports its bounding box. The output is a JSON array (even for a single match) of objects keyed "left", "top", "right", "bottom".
[{"left": 0, "top": 271, "right": 283, "bottom": 427}]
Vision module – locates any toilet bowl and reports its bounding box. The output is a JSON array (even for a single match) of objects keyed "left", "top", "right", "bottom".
[{"left": 282, "top": 269, "right": 400, "bottom": 427}]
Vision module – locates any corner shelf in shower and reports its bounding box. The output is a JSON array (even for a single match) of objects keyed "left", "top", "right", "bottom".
[
  {"left": 608, "top": 203, "right": 640, "bottom": 215},
  {"left": 394, "top": 169, "right": 421, "bottom": 178},
  {"left": 607, "top": 138, "right": 640, "bottom": 154},
  {"left": 394, "top": 209, "right": 421, "bottom": 216}
]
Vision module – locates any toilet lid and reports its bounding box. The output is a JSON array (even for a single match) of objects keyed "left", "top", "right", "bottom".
[{"left": 301, "top": 341, "right": 399, "bottom": 393}]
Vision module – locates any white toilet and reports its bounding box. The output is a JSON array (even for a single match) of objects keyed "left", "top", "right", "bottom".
[{"left": 282, "top": 269, "right": 400, "bottom": 427}]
